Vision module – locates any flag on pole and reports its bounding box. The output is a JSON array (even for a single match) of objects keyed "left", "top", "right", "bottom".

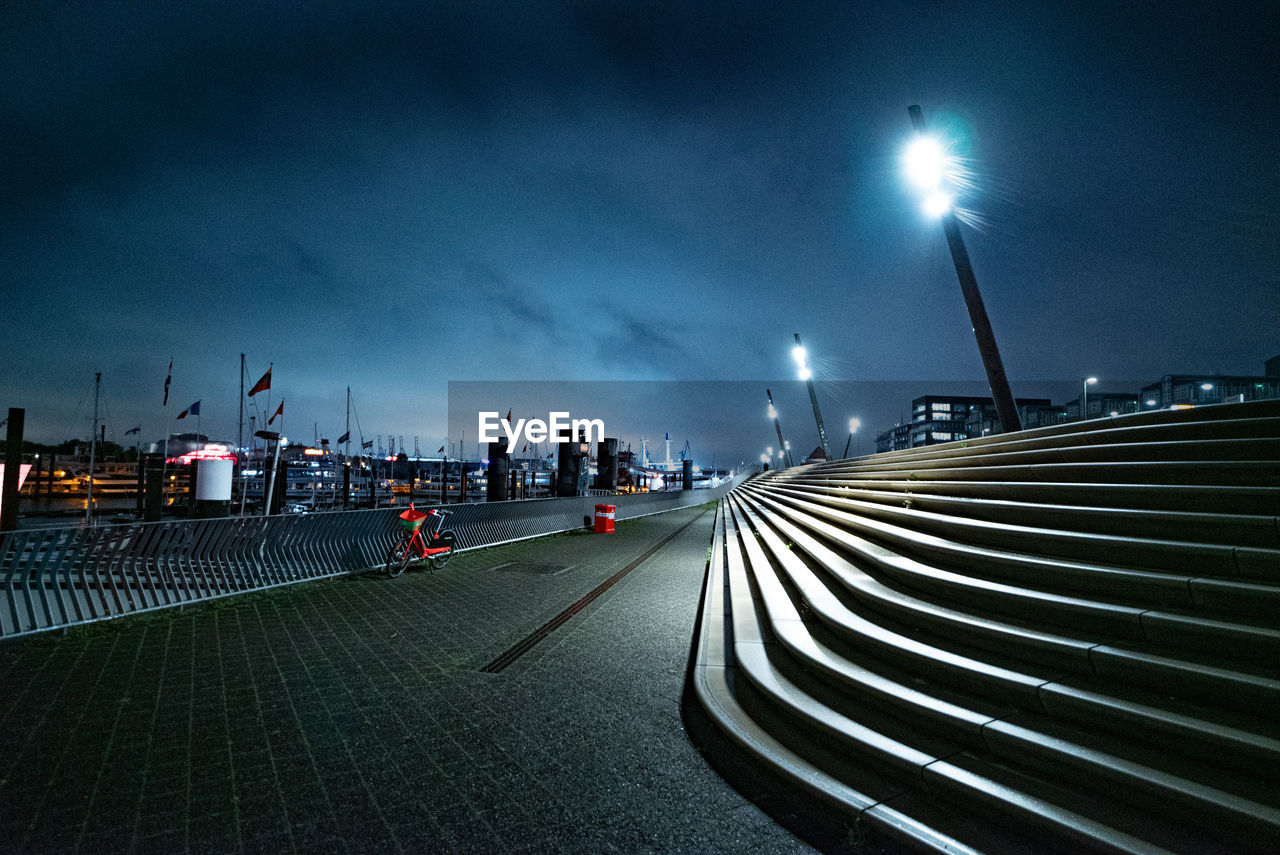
[
  {"left": 267, "top": 400, "right": 284, "bottom": 425},
  {"left": 362, "top": 439, "right": 373, "bottom": 449},
  {"left": 337, "top": 431, "right": 350, "bottom": 445},
  {"left": 176, "top": 400, "right": 201, "bottom": 419},
  {"left": 0, "top": 418, "right": 7, "bottom": 429},
  {"left": 163, "top": 359, "right": 172, "bottom": 406},
  {"left": 125, "top": 426, "right": 141, "bottom": 435},
  {"left": 248, "top": 367, "right": 271, "bottom": 396},
  {"left": 437, "top": 445, "right": 445, "bottom": 453}
]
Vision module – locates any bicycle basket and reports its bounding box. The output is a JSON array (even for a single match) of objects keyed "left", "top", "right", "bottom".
[{"left": 399, "top": 507, "right": 428, "bottom": 532}]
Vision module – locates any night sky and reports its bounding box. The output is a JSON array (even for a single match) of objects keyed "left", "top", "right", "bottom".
[{"left": 3, "top": 2, "right": 1277, "bottom": 461}]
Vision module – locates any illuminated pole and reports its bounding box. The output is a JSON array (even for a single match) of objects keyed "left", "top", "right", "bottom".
[
  {"left": 87, "top": 372, "right": 100, "bottom": 524},
  {"left": 766, "top": 389, "right": 794, "bottom": 468},
  {"left": 793, "top": 334, "right": 833, "bottom": 460},
  {"left": 907, "top": 105, "right": 1022, "bottom": 433},
  {"left": 843, "top": 417, "right": 861, "bottom": 459},
  {"left": 1082, "top": 376, "right": 1097, "bottom": 421}
]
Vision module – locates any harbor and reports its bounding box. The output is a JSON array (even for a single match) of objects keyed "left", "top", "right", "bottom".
[{"left": 7, "top": 431, "right": 731, "bottom": 531}]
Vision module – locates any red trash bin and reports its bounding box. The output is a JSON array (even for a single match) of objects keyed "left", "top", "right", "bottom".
[{"left": 594, "top": 503, "right": 616, "bottom": 533}]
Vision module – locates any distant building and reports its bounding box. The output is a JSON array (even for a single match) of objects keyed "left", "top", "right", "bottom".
[
  {"left": 875, "top": 395, "right": 1051, "bottom": 453},
  {"left": 874, "top": 356, "right": 1280, "bottom": 454},
  {"left": 1021, "top": 403, "right": 1069, "bottom": 430},
  {"left": 966, "top": 399, "right": 1067, "bottom": 437},
  {"left": 1138, "top": 373, "right": 1280, "bottom": 410},
  {"left": 876, "top": 421, "right": 914, "bottom": 454},
  {"left": 1063, "top": 391, "right": 1141, "bottom": 421},
  {"left": 802, "top": 446, "right": 828, "bottom": 464}
]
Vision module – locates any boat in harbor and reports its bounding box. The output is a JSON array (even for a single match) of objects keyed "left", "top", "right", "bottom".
[{"left": 235, "top": 444, "right": 373, "bottom": 511}]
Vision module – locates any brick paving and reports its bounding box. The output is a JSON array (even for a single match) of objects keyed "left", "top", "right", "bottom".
[{"left": 0, "top": 505, "right": 814, "bottom": 853}]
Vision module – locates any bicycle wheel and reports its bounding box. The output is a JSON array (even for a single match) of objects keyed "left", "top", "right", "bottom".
[
  {"left": 386, "top": 538, "right": 411, "bottom": 578},
  {"left": 429, "top": 549, "right": 451, "bottom": 571}
]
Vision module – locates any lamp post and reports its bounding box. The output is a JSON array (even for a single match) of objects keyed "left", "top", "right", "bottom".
[
  {"left": 792, "top": 333, "right": 833, "bottom": 460},
  {"left": 905, "top": 105, "right": 1021, "bottom": 434},
  {"left": 1082, "top": 377, "right": 1097, "bottom": 422},
  {"left": 843, "top": 417, "right": 861, "bottom": 459},
  {"left": 766, "top": 389, "right": 794, "bottom": 468}
]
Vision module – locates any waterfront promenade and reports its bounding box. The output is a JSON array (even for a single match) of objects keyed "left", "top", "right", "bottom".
[{"left": 0, "top": 506, "right": 813, "bottom": 853}]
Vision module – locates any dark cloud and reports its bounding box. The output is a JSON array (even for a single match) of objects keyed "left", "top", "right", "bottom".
[{"left": 2, "top": 1, "right": 1277, "bottom": 453}]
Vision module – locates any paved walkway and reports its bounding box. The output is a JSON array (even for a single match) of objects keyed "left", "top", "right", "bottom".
[{"left": 0, "top": 506, "right": 814, "bottom": 853}]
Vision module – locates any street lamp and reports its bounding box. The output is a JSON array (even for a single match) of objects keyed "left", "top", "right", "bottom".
[
  {"left": 843, "top": 417, "right": 862, "bottom": 459},
  {"left": 766, "top": 389, "right": 794, "bottom": 467},
  {"left": 1082, "top": 377, "right": 1097, "bottom": 421},
  {"left": 905, "top": 105, "right": 1022, "bottom": 434},
  {"left": 792, "top": 333, "right": 832, "bottom": 460}
]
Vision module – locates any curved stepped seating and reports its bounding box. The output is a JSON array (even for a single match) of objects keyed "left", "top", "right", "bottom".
[{"left": 691, "top": 400, "right": 1280, "bottom": 853}]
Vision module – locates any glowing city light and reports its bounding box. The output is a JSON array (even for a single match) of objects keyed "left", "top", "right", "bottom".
[
  {"left": 903, "top": 136, "right": 949, "bottom": 189},
  {"left": 922, "top": 190, "right": 952, "bottom": 218}
]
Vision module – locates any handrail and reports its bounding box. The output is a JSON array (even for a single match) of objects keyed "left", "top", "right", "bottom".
[{"left": 0, "top": 467, "right": 758, "bottom": 640}]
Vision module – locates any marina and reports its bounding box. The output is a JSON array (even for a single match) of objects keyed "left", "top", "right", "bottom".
[{"left": 9, "top": 434, "right": 729, "bottom": 531}]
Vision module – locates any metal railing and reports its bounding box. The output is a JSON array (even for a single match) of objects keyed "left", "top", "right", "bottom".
[{"left": 0, "top": 468, "right": 756, "bottom": 639}]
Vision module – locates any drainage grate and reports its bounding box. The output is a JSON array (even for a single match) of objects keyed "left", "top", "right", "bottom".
[
  {"left": 494, "top": 562, "right": 572, "bottom": 576},
  {"left": 479, "top": 508, "right": 709, "bottom": 674}
]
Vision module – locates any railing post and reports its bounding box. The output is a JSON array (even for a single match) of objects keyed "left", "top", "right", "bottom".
[{"left": 1, "top": 408, "right": 24, "bottom": 532}]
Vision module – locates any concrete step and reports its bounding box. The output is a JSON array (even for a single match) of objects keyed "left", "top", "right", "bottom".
[
  {"left": 772, "top": 482, "right": 1280, "bottom": 548},
  {"left": 692, "top": 401, "right": 1280, "bottom": 852}
]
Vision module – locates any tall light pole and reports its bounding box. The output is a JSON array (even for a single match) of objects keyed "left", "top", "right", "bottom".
[
  {"left": 843, "top": 417, "right": 861, "bottom": 459},
  {"left": 766, "top": 389, "right": 794, "bottom": 468},
  {"left": 905, "top": 105, "right": 1022, "bottom": 434},
  {"left": 1082, "top": 376, "right": 1097, "bottom": 421},
  {"left": 792, "top": 334, "right": 833, "bottom": 460}
]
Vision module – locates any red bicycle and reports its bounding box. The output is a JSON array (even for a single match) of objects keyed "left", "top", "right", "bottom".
[{"left": 386, "top": 504, "right": 456, "bottom": 577}]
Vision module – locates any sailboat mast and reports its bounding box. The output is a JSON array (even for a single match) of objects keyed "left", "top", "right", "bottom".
[
  {"left": 238, "top": 353, "right": 245, "bottom": 453},
  {"left": 86, "top": 372, "right": 100, "bottom": 524},
  {"left": 345, "top": 386, "right": 351, "bottom": 458}
]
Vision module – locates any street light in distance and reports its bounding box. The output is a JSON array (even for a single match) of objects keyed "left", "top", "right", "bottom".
[
  {"left": 792, "top": 334, "right": 832, "bottom": 460},
  {"left": 843, "top": 417, "right": 862, "bottom": 459},
  {"left": 905, "top": 105, "right": 1022, "bottom": 434},
  {"left": 1082, "top": 377, "right": 1098, "bottom": 422}
]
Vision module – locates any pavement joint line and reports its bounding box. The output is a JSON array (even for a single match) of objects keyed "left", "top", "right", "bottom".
[{"left": 478, "top": 508, "right": 710, "bottom": 674}]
